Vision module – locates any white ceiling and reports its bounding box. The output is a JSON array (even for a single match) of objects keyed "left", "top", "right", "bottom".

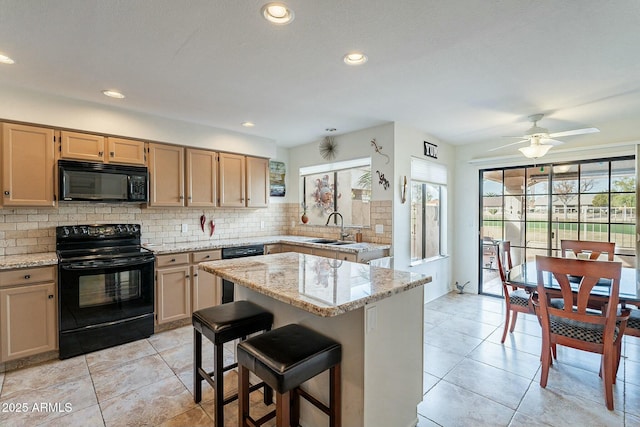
[{"left": 1, "top": 1, "right": 639, "bottom": 152}]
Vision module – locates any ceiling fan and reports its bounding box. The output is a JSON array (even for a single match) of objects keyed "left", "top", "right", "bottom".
[{"left": 490, "top": 114, "right": 599, "bottom": 159}]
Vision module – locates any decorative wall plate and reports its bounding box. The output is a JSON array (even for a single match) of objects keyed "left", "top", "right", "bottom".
[{"left": 319, "top": 136, "right": 337, "bottom": 160}]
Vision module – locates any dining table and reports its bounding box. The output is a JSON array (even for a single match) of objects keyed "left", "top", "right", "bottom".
[{"left": 507, "top": 260, "right": 640, "bottom": 305}]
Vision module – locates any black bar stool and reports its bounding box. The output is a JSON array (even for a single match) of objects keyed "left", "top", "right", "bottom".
[
  {"left": 192, "top": 301, "right": 274, "bottom": 427},
  {"left": 237, "top": 323, "right": 342, "bottom": 427}
]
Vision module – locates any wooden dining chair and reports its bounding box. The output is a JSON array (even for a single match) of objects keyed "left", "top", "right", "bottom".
[
  {"left": 625, "top": 306, "right": 640, "bottom": 337},
  {"left": 497, "top": 241, "right": 535, "bottom": 343},
  {"left": 533, "top": 255, "right": 630, "bottom": 410},
  {"left": 560, "top": 239, "right": 615, "bottom": 261}
]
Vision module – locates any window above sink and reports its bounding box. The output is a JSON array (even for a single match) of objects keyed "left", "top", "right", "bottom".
[{"left": 300, "top": 157, "right": 371, "bottom": 228}]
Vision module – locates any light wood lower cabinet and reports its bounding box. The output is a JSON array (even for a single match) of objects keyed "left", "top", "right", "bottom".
[
  {"left": 155, "top": 253, "right": 191, "bottom": 324},
  {"left": 191, "top": 250, "right": 221, "bottom": 311},
  {"left": 264, "top": 244, "right": 281, "bottom": 255},
  {"left": 0, "top": 266, "right": 57, "bottom": 362},
  {"left": 155, "top": 250, "right": 221, "bottom": 324},
  {"left": 312, "top": 248, "right": 358, "bottom": 262},
  {"left": 281, "top": 244, "right": 313, "bottom": 255},
  {"left": 275, "top": 243, "right": 388, "bottom": 263}
]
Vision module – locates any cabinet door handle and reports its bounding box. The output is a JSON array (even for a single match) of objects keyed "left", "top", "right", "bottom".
[
  {"left": 179, "top": 196, "right": 184, "bottom": 200},
  {"left": 193, "top": 273, "right": 198, "bottom": 277},
  {"left": 170, "top": 258, "right": 176, "bottom": 262},
  {"left": 98, "top": 151, "right": 104, "bottom": 156},
  {"left": 185, "top": 274, "right": 190, "bottom": 278},
  {"left": 110, "top": 151, "right": 115, "bottom": 157},
  {"left": 4, "top": 191, "right": 9, "bottom": 196},
  {"left": 24, "top": 274, "right": 31, "bottom": 279},
  {"left": 204, "top": 255, "right": 210, "bottom": 259},
  {"left": 48, "top": 294, "right": 54, "bottom": 299}
]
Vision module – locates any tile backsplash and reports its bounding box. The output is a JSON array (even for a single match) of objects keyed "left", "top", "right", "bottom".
[{"left": 0, "top": 200, "right": 391, "bottom": 255}]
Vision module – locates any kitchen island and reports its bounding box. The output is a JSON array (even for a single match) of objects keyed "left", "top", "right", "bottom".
[{"left": 200, "top": 252, "right": 431, "bottom": 427}]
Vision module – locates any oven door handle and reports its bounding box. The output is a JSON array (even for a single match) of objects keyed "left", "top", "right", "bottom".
[{"left": 60, "top": 257, "right": 155, "bottom": 270}]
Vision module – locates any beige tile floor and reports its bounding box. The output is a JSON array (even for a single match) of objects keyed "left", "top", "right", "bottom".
[
  {"left": 0, "top": 291, "right": 638, "bottom": 426},
  {"left": 419, "top": 292, "right": 640, "bottom": 427}
]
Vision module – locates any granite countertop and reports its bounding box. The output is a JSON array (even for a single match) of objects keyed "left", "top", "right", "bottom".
[
  {"left": 143, "top": 235, "right": 390, "bottom": 255},
  {"left": 200, "top": 252, "right": 431, "bottom": 317},
  {"left": 0, "top": 236, "right": 390, "bottom": 269},
  {"left": 0, "top": 252, "right": 58, "bottom": 270}
]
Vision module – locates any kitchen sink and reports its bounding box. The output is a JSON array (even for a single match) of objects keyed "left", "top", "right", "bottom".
[
  {"left": 309, "top": 238, "right": 338, "bottom": 244},
  {"left": 308, "top": 238, "right": 354, "bottom": 246}
]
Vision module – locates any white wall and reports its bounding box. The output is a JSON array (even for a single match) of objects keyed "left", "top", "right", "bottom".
[
  {"left": 287, "top": 123, "right": 395, "bottom": 204},
  {"left": 0, "top": 83, "right": 277, "bottom": 159},
  {"left": 453, "top": 138, "right": 638, "bottom": 294},
  {"left": 392, "top": 123, "right": 455, "bottom": 302}
]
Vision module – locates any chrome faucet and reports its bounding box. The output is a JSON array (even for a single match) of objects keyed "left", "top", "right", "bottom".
[{"left": 325, "top": 211, "right": 350, "bottom": 240}]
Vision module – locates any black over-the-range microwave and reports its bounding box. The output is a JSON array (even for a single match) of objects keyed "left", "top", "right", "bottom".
[{"left": 58, "top": 160, "right": 149, "bottom": 203}]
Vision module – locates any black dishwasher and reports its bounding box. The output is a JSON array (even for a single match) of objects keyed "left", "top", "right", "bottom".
[{"left": 221, "top": 244, "right": 264, "bottom": 303}]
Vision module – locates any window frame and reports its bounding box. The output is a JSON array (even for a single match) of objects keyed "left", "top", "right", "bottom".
[
  {"left": 478, "top": 156, "right": 636, "bottom": 296},
  {"left": 410, "top": 180, "right": 445, "bottom": 264}
]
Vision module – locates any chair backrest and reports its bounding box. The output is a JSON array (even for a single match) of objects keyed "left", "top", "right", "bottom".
[
  {"left": 535, "top": 255, "right": 622, "bottom": 343},
  {"left": 496, "top": 241, "right": 512, "bottom": 283},
  {"left": 560, "top": 240, "right": 615, "bottom": 261}
]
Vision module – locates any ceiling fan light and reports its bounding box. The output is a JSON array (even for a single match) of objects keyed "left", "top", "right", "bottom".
[{"left": 519, "top": 143, "right": 552, "bottom": 159}]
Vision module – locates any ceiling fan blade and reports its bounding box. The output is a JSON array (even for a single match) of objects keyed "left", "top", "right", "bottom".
[
  {"left": 488, "top": 139, "right": 528, "bottom": 152},
  {"left": 540, "top": 138, "right": 564, "bottom": 146},
  {"left": 549, "top": 127, "right": 599, "bottom": 138}
]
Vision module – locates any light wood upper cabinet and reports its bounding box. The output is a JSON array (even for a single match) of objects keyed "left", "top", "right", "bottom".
[
  {"left": 148, "top": 143, "right": 185, "bottom": 207},
  {"left": 59, "top": 131, "right": 105, "bottom": 162},
  {"left": 219, "top": 154, "right": 269, "bottom": 208},
  {"left": 2, "top": 123, "right": 56, "bottom": 207},
  {"left": 218, "top": 152, "right": 246, "bottom": 207},
  {"left": 0, "top": 266, "right": 57, "bottom": 362},
  {"left": 107, "top": 137, "right": 146, "bottom": 165},
  {"left": 186, "top": 148, "right": 217, "bottom": 207},
  {"left": 60, "top": 132, "right": 145, "bottom": 165},
  {"left": 246, "top": 156, "right": 269, "bottom": 207}
]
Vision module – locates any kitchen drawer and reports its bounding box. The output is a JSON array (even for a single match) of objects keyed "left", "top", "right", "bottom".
[
  {"left": 191, "top": 250, "right": 221, "bottom": 263},
  {"left": 156, "top": 253, "right": 190, "bottom": 268},
  {"left": 0, "top": 266, "right": 56, "bottom": 287}
]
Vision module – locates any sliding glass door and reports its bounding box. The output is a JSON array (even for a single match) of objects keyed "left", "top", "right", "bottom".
[{"left": 479, "top": 157, "right": 635, "bottom": 296}]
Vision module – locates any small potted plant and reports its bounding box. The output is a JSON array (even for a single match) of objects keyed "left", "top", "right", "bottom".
[{"left": 301, "top": 202, "right": 309, "bottom": 224}]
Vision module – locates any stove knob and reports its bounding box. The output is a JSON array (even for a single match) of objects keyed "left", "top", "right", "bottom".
[
  {"left": 62, "top": 227, "right": 70, "bottom": 236},
  {"left": 72, "top": 226, "right": 78, "bottom": 234}
]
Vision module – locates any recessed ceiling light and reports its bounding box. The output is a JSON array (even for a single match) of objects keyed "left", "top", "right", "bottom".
[
  {"left": 241, "top": 121, "right": 255, "bottom": 128},
  {"left": 343, "top": 52, "right": 368, "bottom": 66},
  {"left": 0, "top": 54, "right": 15, "bottom": 65},
  {"left": 261, "top": 2, "right": 294, "bottom": 25},
  {"left": 102, "top": 90, "right": 125, "bottom": 99}
]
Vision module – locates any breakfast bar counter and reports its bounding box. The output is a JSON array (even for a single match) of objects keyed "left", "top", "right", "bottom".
[{"left": 200, "top": 252, "right": 431, "bottom": 427}]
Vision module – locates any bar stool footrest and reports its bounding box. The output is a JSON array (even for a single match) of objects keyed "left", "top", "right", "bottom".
[{"left": 298, "top": 387, "right": 331, "bottom": 416}]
